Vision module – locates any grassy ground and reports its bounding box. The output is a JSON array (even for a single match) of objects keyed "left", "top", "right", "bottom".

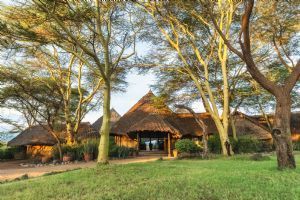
[{"left": 0, "top": 154, "right": 300, "bottom": 200}]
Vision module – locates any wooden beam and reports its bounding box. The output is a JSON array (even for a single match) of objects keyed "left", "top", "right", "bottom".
[
  {"left": 137, "top": 133, "right": 139, "bottom": 151},
  {"left": 168, "top": 133, "right": 171, "bottom": 157}
]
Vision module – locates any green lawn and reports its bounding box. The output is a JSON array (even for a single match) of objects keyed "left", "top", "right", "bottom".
[{"left": 1, "top": 154, "right": 300, "bottom": 200}]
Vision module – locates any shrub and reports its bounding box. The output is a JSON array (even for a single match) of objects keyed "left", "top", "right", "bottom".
[
  {"left": 53, "top": 144, "right": 85, "bottom": 160},
  {"left": 207, "top": 135, "right": 222, "bottom": 154},
  {"left": 293, "top": 141, "right": 300, "bottom": 151},
  {"left": 175, "top": 139, "right": 200, "bottom": 153},
  {"left": 0, "top": 147, "right": 14, "bottom": 160},
  {"left": 232, "top": 137, "right": 262, "bottom": 154}
]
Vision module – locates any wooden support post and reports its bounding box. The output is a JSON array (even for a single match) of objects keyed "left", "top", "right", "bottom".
[
  {"left": 168, "top": 133, "right": 171, "bottom": 157},
  {"left": 164, "top": 138, "right": 167, "bottom": 153},
  {"left": 137, "top": 133, "right": 139, "bottom": 151}
]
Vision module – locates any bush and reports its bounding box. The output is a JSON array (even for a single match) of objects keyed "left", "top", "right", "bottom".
[
  {"left": 0, "top": 147, "right": 14, "bottom": 160},
  {"left": 109, "top": 145, "right": 133, "bottom": 158},
  {"left": 207, "top": 135, "right": 222, "bottom": 154},
  {"left": 175, "top": 139, "right": 201, "bottom": 153},
  {"left": 208, "top": 135, "right": 271, "bottom": 154},
  {"left": 53, "top": 144, "right": 85, "bottom": 160},
  {"left": 293, "top": 141, "right": 300, "bottom": 151},
  {"left": 232, "top": 137, "right": 263, "bottom": 154}
]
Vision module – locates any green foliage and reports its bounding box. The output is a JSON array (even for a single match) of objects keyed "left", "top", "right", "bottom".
[
  {"left": 175, "top": 139, "right": 200, "bottom": 153},
  {"left": 293, "top": 141, "right": 300, "bottom": 151},
  {"left": 0, "top": 147, "right": 14, "bottom": 160},
  {"left": 52, "top": 144, "right": 84, "bottom": 160},
  {"left": 207, "top": 135, "right": 222, "bottom": 154},
  {"left": 231, "top": 137, "right": 263, "bottom": 153},
  {"left": 208, "top": 135, "right": 273, "bottom": 154},
  {"left": 232, "top": 137, "right": 274, "bottom": 153},
  {"left": 52, "top": 138, "right": 134, "bottom": 160}
]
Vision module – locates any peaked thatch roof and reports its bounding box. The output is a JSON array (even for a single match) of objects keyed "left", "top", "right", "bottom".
[
  {"left": 111, "top": 90, "right": 174, "bottom": 136},
  {"left": 91, "top": 108, "right": 121, "bottom": 133},
  {"left": 112, "top": 91, "right": 272, "bottom": 140},
  {"left": 8, "top": 122, "right": 95, "bottom": 146},
  {"left": 76, "top": 108, "right": 121, "bottom": 140}
]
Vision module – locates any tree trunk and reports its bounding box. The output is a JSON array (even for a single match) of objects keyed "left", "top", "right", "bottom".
[
  {"left": 64, "top": 101, "right": 74, "bottom": 145},
  {"left": 214, "top": 119, "right": 233, "bottom": 156},
  {"left": 97, "top": 83, "right": 111, "bottom": 164},
  {"left": 65, "top": 121, "right": 74, "bottom": 145},
  {"left": 272, "top": 95, "right": 296, "bottom": 169},
  {"left": 229, "top": 115, "right": 237, "bottom": 141}
]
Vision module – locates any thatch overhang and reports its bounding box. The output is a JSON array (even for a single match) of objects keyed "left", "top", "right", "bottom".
[
  {"left": 127, "top": 114, "right": 181, "bottom": 138},
  {"left": 168, "top": 113, "right": 218, "bottom": 137}
]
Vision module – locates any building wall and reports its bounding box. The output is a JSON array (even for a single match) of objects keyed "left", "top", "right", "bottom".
[
  {"left": 115, "top": 135, "right": 138, "bottom": 148},
  {"left": 26, "top": 145, "right": 53, "bottom": 158},
  {"left": 291, "top": 133, "right": 300, "bottom": 141}
]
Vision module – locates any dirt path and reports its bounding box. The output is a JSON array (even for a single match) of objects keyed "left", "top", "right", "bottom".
[{"left": 0, "top": 156, "right": 169, "bottom": 181}]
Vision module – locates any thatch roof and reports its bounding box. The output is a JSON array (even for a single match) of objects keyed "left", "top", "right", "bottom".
[
  {"left": 8, "top": 122, "right": 95, "bottom": 146},
  {"left": 112, "top": 91, "right": 272, "bottom": 140},
  {"left": 8, "top": 125, "right": 62, "bottom": 146},
  {"left": 76, "top": 108, "right": 121, "bottom": 140},
  {"left": 111, "top": 90, "right": 174, "bottom": 136},
  {"left": 251, "top": 112, "right": 300, "bottom": 134},
  {"left": 291, "top": 113, "right": 300, "bottom": 134},
  {"left": 127, "top": 114, "right": 181, "bottom": 137},
  {"left": 232, "top": 112, "right": 272, "bottom": 140},
  {"left": 92, "top": 108, "right": 121, "bottom": 133}
]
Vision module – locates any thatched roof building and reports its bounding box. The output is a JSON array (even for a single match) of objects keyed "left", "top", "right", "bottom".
[
  {"left": 111, "top": 90, "right": 272, "bottom": 140},
  {"left": 8, "top": 122, "right": 95, "bottom": 146}
]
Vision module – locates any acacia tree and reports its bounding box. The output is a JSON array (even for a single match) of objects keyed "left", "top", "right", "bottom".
[
  {"left": 30, "top": 47, "right": 103, "bottom": 144},
  {"left": 1, "top": 0, "right": 139, "bottom": 163},
  {"left": 0, "top": 65, "right": 65, "bottom": 159},
  {"left": 207, "top": 0, "right": 300, "bottom": 169},
  {"left": 139, "top": 1, "right": 242, "bottom": 155}
]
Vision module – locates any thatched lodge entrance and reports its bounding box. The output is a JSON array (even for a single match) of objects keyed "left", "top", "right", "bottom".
[{"left": 128, "top": 131, "right": 174, "bottom": 157}]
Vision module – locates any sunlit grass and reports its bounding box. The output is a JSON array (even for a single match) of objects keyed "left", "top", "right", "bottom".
[{"left": 0, "top": 154, "right": 299, "bottom": 200}]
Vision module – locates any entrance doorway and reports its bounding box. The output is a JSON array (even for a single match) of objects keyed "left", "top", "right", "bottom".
[
  {"left": 130, "top": 131, "right": 173, "bottom": 157},
  {"left": 139, "top": 138, "right": 165, "bottom": 151}
]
